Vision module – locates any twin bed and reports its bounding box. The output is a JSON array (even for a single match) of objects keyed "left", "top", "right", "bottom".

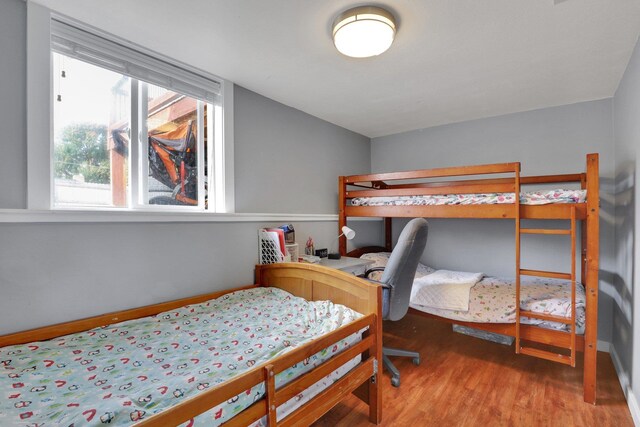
[
  {"left": 0, "top": 264, "right": 382, "bottom": 426},
  {"left": 339, "top": 153, "right": 599, "bottom": 404}
]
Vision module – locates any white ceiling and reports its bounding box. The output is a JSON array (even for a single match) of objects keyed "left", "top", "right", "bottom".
[{"left": 33, "top": 0, "right": 640, "bottom": 138}]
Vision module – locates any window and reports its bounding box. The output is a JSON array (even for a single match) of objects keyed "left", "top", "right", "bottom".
[
  {"left": 53, "top": 54, "right": 131, "bottom": 207},
  {"left": 47, "top": 18, "right": 230, "bottom": 212}
]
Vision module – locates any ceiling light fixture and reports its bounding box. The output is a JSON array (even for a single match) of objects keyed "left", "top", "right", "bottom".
[{"left": 332, "top": 6, "right": 397, "bottom": 58}]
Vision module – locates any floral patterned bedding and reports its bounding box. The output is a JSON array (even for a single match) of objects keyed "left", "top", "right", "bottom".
[
  {"left": 410, "top": 276, "right": 585, "bottom": 333},
  {"left": 0, "top": 287, "right": 363, "bottom": 426},
  {"left": 361, "top": 252, "right": 584, "bottom": 333},
  {"left": 351, "top": 189, "right": 587, "bottom": 207}
]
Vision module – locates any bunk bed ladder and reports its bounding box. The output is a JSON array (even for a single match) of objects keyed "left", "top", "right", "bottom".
[{"left": 515, "top": 206, "right": 578, "bottom": 367}]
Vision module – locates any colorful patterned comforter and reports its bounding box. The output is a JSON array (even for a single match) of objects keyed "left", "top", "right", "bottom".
[
  {"left": 410, "top": 276, "right": 585, "bottom": 333},
  {"left": 0, "top": 287, "right": 363, "bottom": 426},
  {"left": 361, "top": 252, "right": 584, "bottom": 333},
  {"left": 351, "top": 189, "right": 587, "bottom": 207}
]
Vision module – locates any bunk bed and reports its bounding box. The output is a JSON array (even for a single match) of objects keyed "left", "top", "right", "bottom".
[
  {"left": 338, "top": 153, "right": 599, "bottom": 404},
  {"left": 0, "top": 263, "right": 382, "bottom": 426}
]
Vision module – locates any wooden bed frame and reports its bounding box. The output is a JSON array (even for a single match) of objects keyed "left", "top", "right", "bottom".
[
  {"left": 0, "top": 263, "right": 383, "bottom": 426},
  {"left": 338, "top": 153, "right": 599, "bottom": 405}
]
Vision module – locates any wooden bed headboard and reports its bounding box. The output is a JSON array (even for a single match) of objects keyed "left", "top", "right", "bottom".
[{"left": 255, "top": 262, "right": 382, "bottom": 317}]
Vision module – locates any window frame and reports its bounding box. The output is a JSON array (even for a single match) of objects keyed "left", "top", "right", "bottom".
[{"left": 27, "top": 5, "right": 235, "bottom": 214}]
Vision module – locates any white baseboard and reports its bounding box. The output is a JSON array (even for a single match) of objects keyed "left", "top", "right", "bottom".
[
  {"left": 630, "top": 390, "right": 640, "bottom": 427},
  {"left": 598, "top": 340, "right": 610, "bottom": 353},
  {"left": 610, "top": 343, "right": 631, "bottom": 397},
  {"left": 610, "top": 343, "right": 640, "bottom": 426}
]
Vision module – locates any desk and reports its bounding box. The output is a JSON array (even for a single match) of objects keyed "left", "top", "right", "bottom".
[{"left": 319, "top": 256, "right": 374, "bottom": 276}]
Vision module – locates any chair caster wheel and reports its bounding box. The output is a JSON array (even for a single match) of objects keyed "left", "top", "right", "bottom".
[
  {"left": 412, "top": 357, "right": 421, "bottom": 366},
  {"left": 391, "top": 377, "right": 400, "bottom": 387}
]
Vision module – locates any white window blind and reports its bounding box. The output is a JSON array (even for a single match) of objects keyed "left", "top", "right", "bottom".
[{"left": 50, "top": 19, "right": 221, "bottom": 104}]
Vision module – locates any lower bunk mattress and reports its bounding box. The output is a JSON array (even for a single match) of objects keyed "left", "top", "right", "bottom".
[
  {"left": 409, "top": 275, "right": 585, "bottom": 333},
  {"left": 0, "top": 287, "right": 363, "bottom": 426},
  {"left": 361, "top": 252, "right": 585, "bottom": 333}
]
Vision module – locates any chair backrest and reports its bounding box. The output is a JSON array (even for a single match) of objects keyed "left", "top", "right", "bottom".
[{"left": 380, "top": 218, "right": 429, "bottom": 321}]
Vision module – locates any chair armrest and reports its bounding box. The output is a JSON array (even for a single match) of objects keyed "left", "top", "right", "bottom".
[
  {"left": 361, "top": 274, "right": 391, "bottom": 289},
  {"left": 362, "top": 266, "right": 386, "bottom": 279}
]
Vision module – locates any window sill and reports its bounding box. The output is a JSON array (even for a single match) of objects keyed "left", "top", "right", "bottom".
[{"left": 0, "top": 209, "right": 381, "bottom": 224}]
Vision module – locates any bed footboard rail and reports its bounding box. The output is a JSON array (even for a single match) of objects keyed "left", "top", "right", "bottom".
[{"left": 135, "top": 313, "right": 379, "bottom": 427}]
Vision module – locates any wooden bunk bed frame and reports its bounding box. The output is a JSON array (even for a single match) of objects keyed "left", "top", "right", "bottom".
[
  {"left": 0, "top": 263, "right": 383, "bottom": 426},
  {"left": 338, "top": 153, "right": 599, "bottom": 405}
]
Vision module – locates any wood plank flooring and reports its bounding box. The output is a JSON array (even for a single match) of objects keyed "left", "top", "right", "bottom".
[{"left": 313, "top": 314, "right": 633, "bottom": 426}]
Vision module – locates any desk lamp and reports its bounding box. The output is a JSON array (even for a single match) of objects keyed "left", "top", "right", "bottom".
[{"left": 328, "top": 226, "right": 356, "bottom": 259}]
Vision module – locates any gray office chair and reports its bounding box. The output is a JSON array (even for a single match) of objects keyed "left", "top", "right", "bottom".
[{"left": 363, "top": 218, "right": 429, "bottom": 387}]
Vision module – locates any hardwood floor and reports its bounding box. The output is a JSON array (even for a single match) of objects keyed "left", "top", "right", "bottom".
[{"left": 313, "top": 314, "right": 633, "bottom": 426}]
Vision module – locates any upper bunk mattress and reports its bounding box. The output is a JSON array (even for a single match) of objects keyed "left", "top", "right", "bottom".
[
  {"left": 0, "top": 287, "right": 362, "bottom": 426},
  {"left": 351, "top": 189, "right": 586, "bottom": 207}
]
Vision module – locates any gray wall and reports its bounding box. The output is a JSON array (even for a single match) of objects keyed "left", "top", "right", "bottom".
[
  {"left": 613, "top": 34, "right": 640, "bottom": 404},
  {"left": 0, "top": 0, "right": 373, "bottom": 334},
  {"left": 0, "top": 0, "right": 27, "bottom": 208},
  {"left": 371, "top": 99, "right": 615, "bottom": 343},
  {"left": 235, "top": 86, "right": 370, "bottom": 214}
]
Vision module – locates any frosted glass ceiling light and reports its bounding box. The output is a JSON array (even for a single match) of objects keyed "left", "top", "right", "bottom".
[{"left": 333, "top": 6, "right": 396, "bottom": 58}]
